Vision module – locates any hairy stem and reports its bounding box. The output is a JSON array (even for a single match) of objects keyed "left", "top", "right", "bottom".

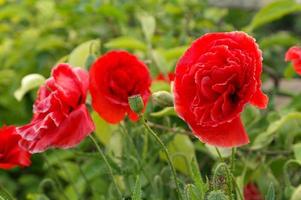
[
  {"left": 141, "top": 116, "right": 182, "bottom": 200},
  {"left": 88, "top": 134, "right": 122, "bottom": 199}
]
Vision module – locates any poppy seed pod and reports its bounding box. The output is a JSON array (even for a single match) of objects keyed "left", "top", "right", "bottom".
[{"left": 128, "top": 95, "right": 144, "bottom": 114}]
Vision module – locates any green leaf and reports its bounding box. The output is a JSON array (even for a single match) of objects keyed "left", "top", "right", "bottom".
[
  {"left": 68, "top": 39, "right": 100, "bottom": 68},
  {"left": 293, "top": 143, "right": 301, "bottom": 162},
  {"left": 252, "top": 112, "right": 301, "bottom": 149},
  {"left": 259, "top": 32, "right": 299, "bottom": 49},
  {"left": 0, "top": 185, "right": 14, "bottom": 200},
  {"left": 91, "top": 111, "right": 117, "bottom": 146},
  {"left": 160, "top": 134, "right": 195, "bottom": 175},
  {"left": 245, "top": 0, "right": 301, "bottom": 32},
  {"left": 14, "top": 74, "right": 46, "bottom": 101},
  {"left": 265, "top": 183, "right": 276, "bottom": 200},
  {"left": 150, "top": 107, "right": 177, "bottom": 117},
  {"left": 132, "top": 176, "right": 142, "bottom": 200},
  {"left": 162, "top": 46, "right": 188, "bottom": 61},
  {"left": 190, "top": 158, "right": 208, "bottom": 197},
  {"left": 104, "top": 36, "right": 146, "bottom": 51},
  {"left": 138, "top": 12, "right": 156, "bottom": 42}
]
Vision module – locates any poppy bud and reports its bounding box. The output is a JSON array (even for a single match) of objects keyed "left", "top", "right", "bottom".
[
  {"left": 152, "top": 91, "right": 174, "bottom": 107},
  {"left": 128, "top": 95, "right": 144, "bottom": 114}
]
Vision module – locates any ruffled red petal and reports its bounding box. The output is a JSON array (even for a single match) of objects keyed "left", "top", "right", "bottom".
[
  {"left": 19, "top": 105, "right": 95, "bottom": 153},
  {"left": 250, "top": 88, "right": 269, "bottom": 109},
  {"left": 191, "top": 117, "right": 249, "bottom": 147},
  {"left": 0, "top": 126, "right": 31, "bottom": 169}
]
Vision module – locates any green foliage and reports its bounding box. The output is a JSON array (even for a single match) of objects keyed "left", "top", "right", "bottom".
[
  {"left": 266, "top": 183, "right": 276, "bottom": 200},
  {"left": 132, "top": 176, "right": 142, "bottom": 200},
  {"left": 104, "top": 37, "right": 147, "bottom": 51},
  {"left": 207, "top": 190, "right": 228, "bottom": 200},
  {"left": 245, "top": 0, "right": 301, "bottom": 32},
  {"left": 160, "top": 134, "right": 196, "bottom": 175},
  {"left": 68, "top": 39, "right": 101, "bottom": 68},
  {"left": 0, "top": 185, "right": 14, "bottom": 200},
  {"left": 252, "top": 112, "right": 301, "bottom": 150},
  {"left": 190, "top": 158, "right": 208, "bottom": 198}
]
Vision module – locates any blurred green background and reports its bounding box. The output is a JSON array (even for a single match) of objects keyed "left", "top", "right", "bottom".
[{"left": 1, "top": 0, "right": 301, "bottom": 199}]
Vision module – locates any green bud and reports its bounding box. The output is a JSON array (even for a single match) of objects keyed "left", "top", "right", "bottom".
[
  {"left": 207, "top": 190, "right": 228, "bottom": 200},
  {"left": 128, "top": 95, "right": 144, "bottom": 114},
  {"left": 152, "top": 91, "right": 174, "bottom": 107}
]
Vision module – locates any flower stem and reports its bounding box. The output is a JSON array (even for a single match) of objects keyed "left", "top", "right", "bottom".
[
  {"left": 230, "top": 174, "right": 244, "bottom": 200},
  {"left": 141, "top": 116, "right": 182, "bottom": 200},
  {"left": 88, "top": 134, "right": 122, "bottom": 199},
  {"left": 230, "top": 148, "right": 236, "bottom": 199},
  {"left": 42, "top": 154, "right": 70, "bottom": 200},
  {"left": 215, "top": 147, "right": 224, "bottom": 163}
]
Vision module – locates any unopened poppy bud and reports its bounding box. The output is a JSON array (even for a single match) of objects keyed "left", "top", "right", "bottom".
[
  {"left": 207, "top": 190, "right": 228, "bottom": 200},
  {"left": 152, "top": 91, "right": 174, "bottom": 107},
  {"left": 128, "top": 95, "right": 144, "bottom": 114}
]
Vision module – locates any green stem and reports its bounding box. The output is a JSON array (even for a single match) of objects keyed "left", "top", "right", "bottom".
[
  {"left": 53, "top": 152, "right": 81, "bottom": 199},
  {"left": 42, "top": 154, "right": 70, "bottom": 200},
  {"left": 142, "top": 116, "right": 182, "bottom": 200},
  {"left": 118, "top": 124, "right": 154, "bottom": 189},
  {"left": 75, "top": 155, "right": 94, "bottom": 196},
  {"left": 88, "top": 134, "right": 122, "bottom": 199},
  {"left": 215, "top": 147, "right": 224, "bottom": 163},
  {"left": 230, "top": 174, "right": 244, "bottom": 200},
  {"left": 230, "top": 148, "right": 236, "bottom": 200}
]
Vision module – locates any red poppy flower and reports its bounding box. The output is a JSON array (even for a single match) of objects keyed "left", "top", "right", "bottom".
[
  {"left": 89, "top": 50, "right": 151, "bottom": 124},
  {"left": 285, "top": 46, "right": 301, "bottom": 75},
  {"left": 0, "top": 126, "right": 31, "bottom": 169},
  {"left": 155, "top": 72, "right": 175, "bottom": 83},
  {"left": 17, "top": 64, "right": 95, "bottom": 153},
  {"left": 174, "top": 32, "right": 268, "bottom": 147},
  {"left": 244, "top": 183, "right": 263, "bottom": 200}
]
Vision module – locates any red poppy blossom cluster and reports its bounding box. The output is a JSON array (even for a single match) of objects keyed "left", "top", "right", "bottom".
[
  {"left": 174, "top": 31, "right": 268, "bottom": 147},
  {"left": 1, "top": 31, "right": 273, "bottom": 171}
]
